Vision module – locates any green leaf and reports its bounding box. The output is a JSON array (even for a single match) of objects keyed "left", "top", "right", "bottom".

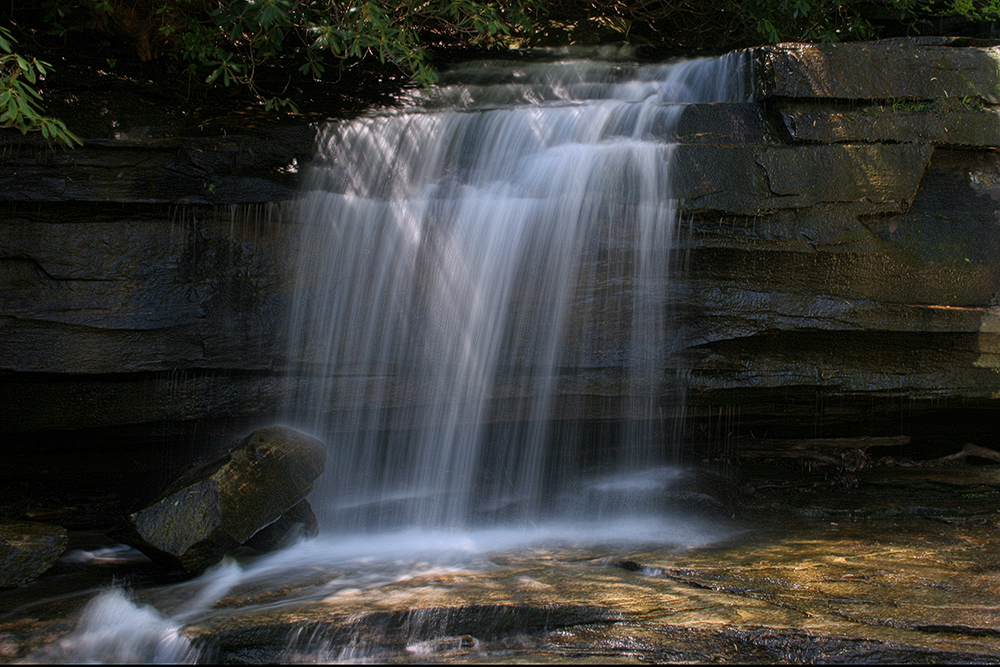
[
  {"left": 16, "top": 94, "right": 32, "bottom": 117},
  {"left": 206, "top": 65, "right": 225, "bottom": 84}
]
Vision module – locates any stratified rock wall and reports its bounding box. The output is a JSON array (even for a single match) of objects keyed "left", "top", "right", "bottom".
[
  {"left": 678, "top": 38, "right": 1000, "bottom": 438},
  {"left": 0, "top": 203, "right": 295, "bottom": 433},
  {"left": 0, "top": 125, "right": 314, "bottom": 505}
]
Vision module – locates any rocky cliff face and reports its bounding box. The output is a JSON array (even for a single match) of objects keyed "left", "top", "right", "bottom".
[
  {"left": 681, "top": 38, "right": 1000, "bottom": 445},
  {"left": 0, "top": 121, "right": 317, "bottom": 509},
  {"left": 0, "top": 38, "right": 998, "bottom": 511}
]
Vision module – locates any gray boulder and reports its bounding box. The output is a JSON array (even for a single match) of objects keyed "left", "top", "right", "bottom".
[
  {"left": 111, "top": 426, "right": 326, "bottom": 574},
  {"left": 0, "top": 520, "right": 68, "bottom": 588}
]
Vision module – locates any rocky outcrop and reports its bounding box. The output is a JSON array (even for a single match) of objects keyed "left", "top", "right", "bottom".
[
  {"left": 111, "top": 426, "right": 325, "bottom": 574},
  {"left": 674, "top": 38, "right": 1000, "bottom": 440},
  {"left": 757, "top": 38, "right": 1000, "bottom": 102},
  {"left": 0, "top": 203, "right": 294, "bottom": 432},
  {"left": 0, "top": 126, "right": 314, "bottom": 204},
  {"left": 0, "top": 520, "right": 68, "bottom": 587}
]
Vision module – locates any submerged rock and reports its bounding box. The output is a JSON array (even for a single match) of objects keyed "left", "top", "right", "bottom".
[
  {"left": 0, "top": 520, "right": 68, "bottom": 587},
  {"left": 111, "top": 426, "right": 326, "bottom": 574}
]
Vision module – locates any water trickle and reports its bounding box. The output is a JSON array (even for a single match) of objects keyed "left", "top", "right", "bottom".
[{"left": 286, "top": 48, "right": 749, "bottom": 531}]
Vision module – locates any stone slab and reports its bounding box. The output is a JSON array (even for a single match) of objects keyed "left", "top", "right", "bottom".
[
  {"left": 673, "top": 143, "right": 932, "bottom": 214},
  {"left": 0, "top": 125, "right": 316, "bottom": 204},
  {"left": 653, "top": 103, "right": 773, "bottom": 144},
  {"left": 756, "top": 42, "right": 1000, "bottom": 102},
  {"left": 779, "top": 104, "right": 1000, "bottom": 146}
]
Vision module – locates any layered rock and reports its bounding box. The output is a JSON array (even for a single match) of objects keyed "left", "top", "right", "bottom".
[
  {"left": 676, "top": 39, "right": 1000, "bottom": 440},
  {"left": 0, "top": 203, "right": 294, "bottom": 431}
]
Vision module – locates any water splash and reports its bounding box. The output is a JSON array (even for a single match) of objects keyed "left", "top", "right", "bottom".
[
  {"left": 286, "top": 49, "right": 749, "bottom": 530},
  {"left": 23, "top": 502, "right": 734, "bottom": 663},
  {"left": 28, "top": 588, "right": 200, "bottom": 664}
]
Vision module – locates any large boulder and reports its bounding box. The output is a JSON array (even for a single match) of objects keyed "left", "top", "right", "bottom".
[
  {"left": 0, "top": 520, "right": 68, "bottom": 588},
  {"left": 111, "top": 426, "right": 326, "bottom": 574}
]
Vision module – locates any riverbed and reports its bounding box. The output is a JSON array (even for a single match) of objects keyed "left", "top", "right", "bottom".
[{"left": 3, "top": 463, "right": 1000, "bottom": 664}]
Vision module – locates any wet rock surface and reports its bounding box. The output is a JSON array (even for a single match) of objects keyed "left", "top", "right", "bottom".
[
  {"left": 241, "top": 499, "right": 318, "bottom": 554},
  {"left": 4, "top": 463, "right": 1000, "bottom": 662},
  {"left": 755, "top": 38, "right": 1000, "bottom": 102},
  {"left": 110, "top": 426, "right": 325, "bottom": 574},
  {"left": 0, "top": 521, "right": 67, "bottom": 588}
]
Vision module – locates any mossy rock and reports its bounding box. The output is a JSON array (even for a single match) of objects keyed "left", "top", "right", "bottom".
[{"left": 111, "top": 426, "right": 326, "bottom": 574}]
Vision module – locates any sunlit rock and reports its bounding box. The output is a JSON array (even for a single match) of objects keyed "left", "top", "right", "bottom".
[
  {"left": 755, "top": 38, "right": 1000, "bottom": 102},
  {"left": 111, "top": 426, "right": 326, "bottom": 574}
]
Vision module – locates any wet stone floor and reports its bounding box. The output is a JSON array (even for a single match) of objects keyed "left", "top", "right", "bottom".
[{"left": 3, "top": 465, "right": 1000, "bottom": 663}]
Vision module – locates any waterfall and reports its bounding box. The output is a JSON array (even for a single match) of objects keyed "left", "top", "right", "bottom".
[{"left": 286, "top": 47, "right": 748, "bottom": 531}]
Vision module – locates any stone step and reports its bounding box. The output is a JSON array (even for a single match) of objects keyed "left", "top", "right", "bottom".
[{"left": 754, "top": 41, "right": 1000, "bottom": 103}]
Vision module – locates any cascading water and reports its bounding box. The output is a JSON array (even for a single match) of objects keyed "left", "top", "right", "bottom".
[
  {"left": 286, "top": 47, "right": 749, "bottom": 531},
  {"left": 19, "top": 48, "right": 753, "bottom": 665}
]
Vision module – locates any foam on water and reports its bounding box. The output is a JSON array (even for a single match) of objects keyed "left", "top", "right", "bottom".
[{"left": 28, "top": 588, "right": 200, "bottom": 664}]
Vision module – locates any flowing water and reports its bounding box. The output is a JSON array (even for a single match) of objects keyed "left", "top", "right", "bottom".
[
  {"left": 286, "top": 46, "right": 749, "bottom": 531},
  {"left": 16, "top": 470, "right": 1000, "bottom": 663}
]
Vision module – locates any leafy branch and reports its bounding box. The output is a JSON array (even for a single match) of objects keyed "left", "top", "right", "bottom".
[
  {"left": 0, "top": 26, "right": 81, "bottom": 148},
  {"left": 729, "top": 0, "right": 1000, "bottom": 44},
  {"left": 2, "top": 0, "right": 998, "bottom": 146}
]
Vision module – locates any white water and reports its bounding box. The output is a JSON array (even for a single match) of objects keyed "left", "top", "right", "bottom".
[
  {"left": 286, "top": 47, "right": 749, "bottom": 531},
  {"left": 24, "top": 588, "right": 200, "bottom": 664},
  {"left": 30, "top": 510, "right": 733, "bottom": 663}
]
